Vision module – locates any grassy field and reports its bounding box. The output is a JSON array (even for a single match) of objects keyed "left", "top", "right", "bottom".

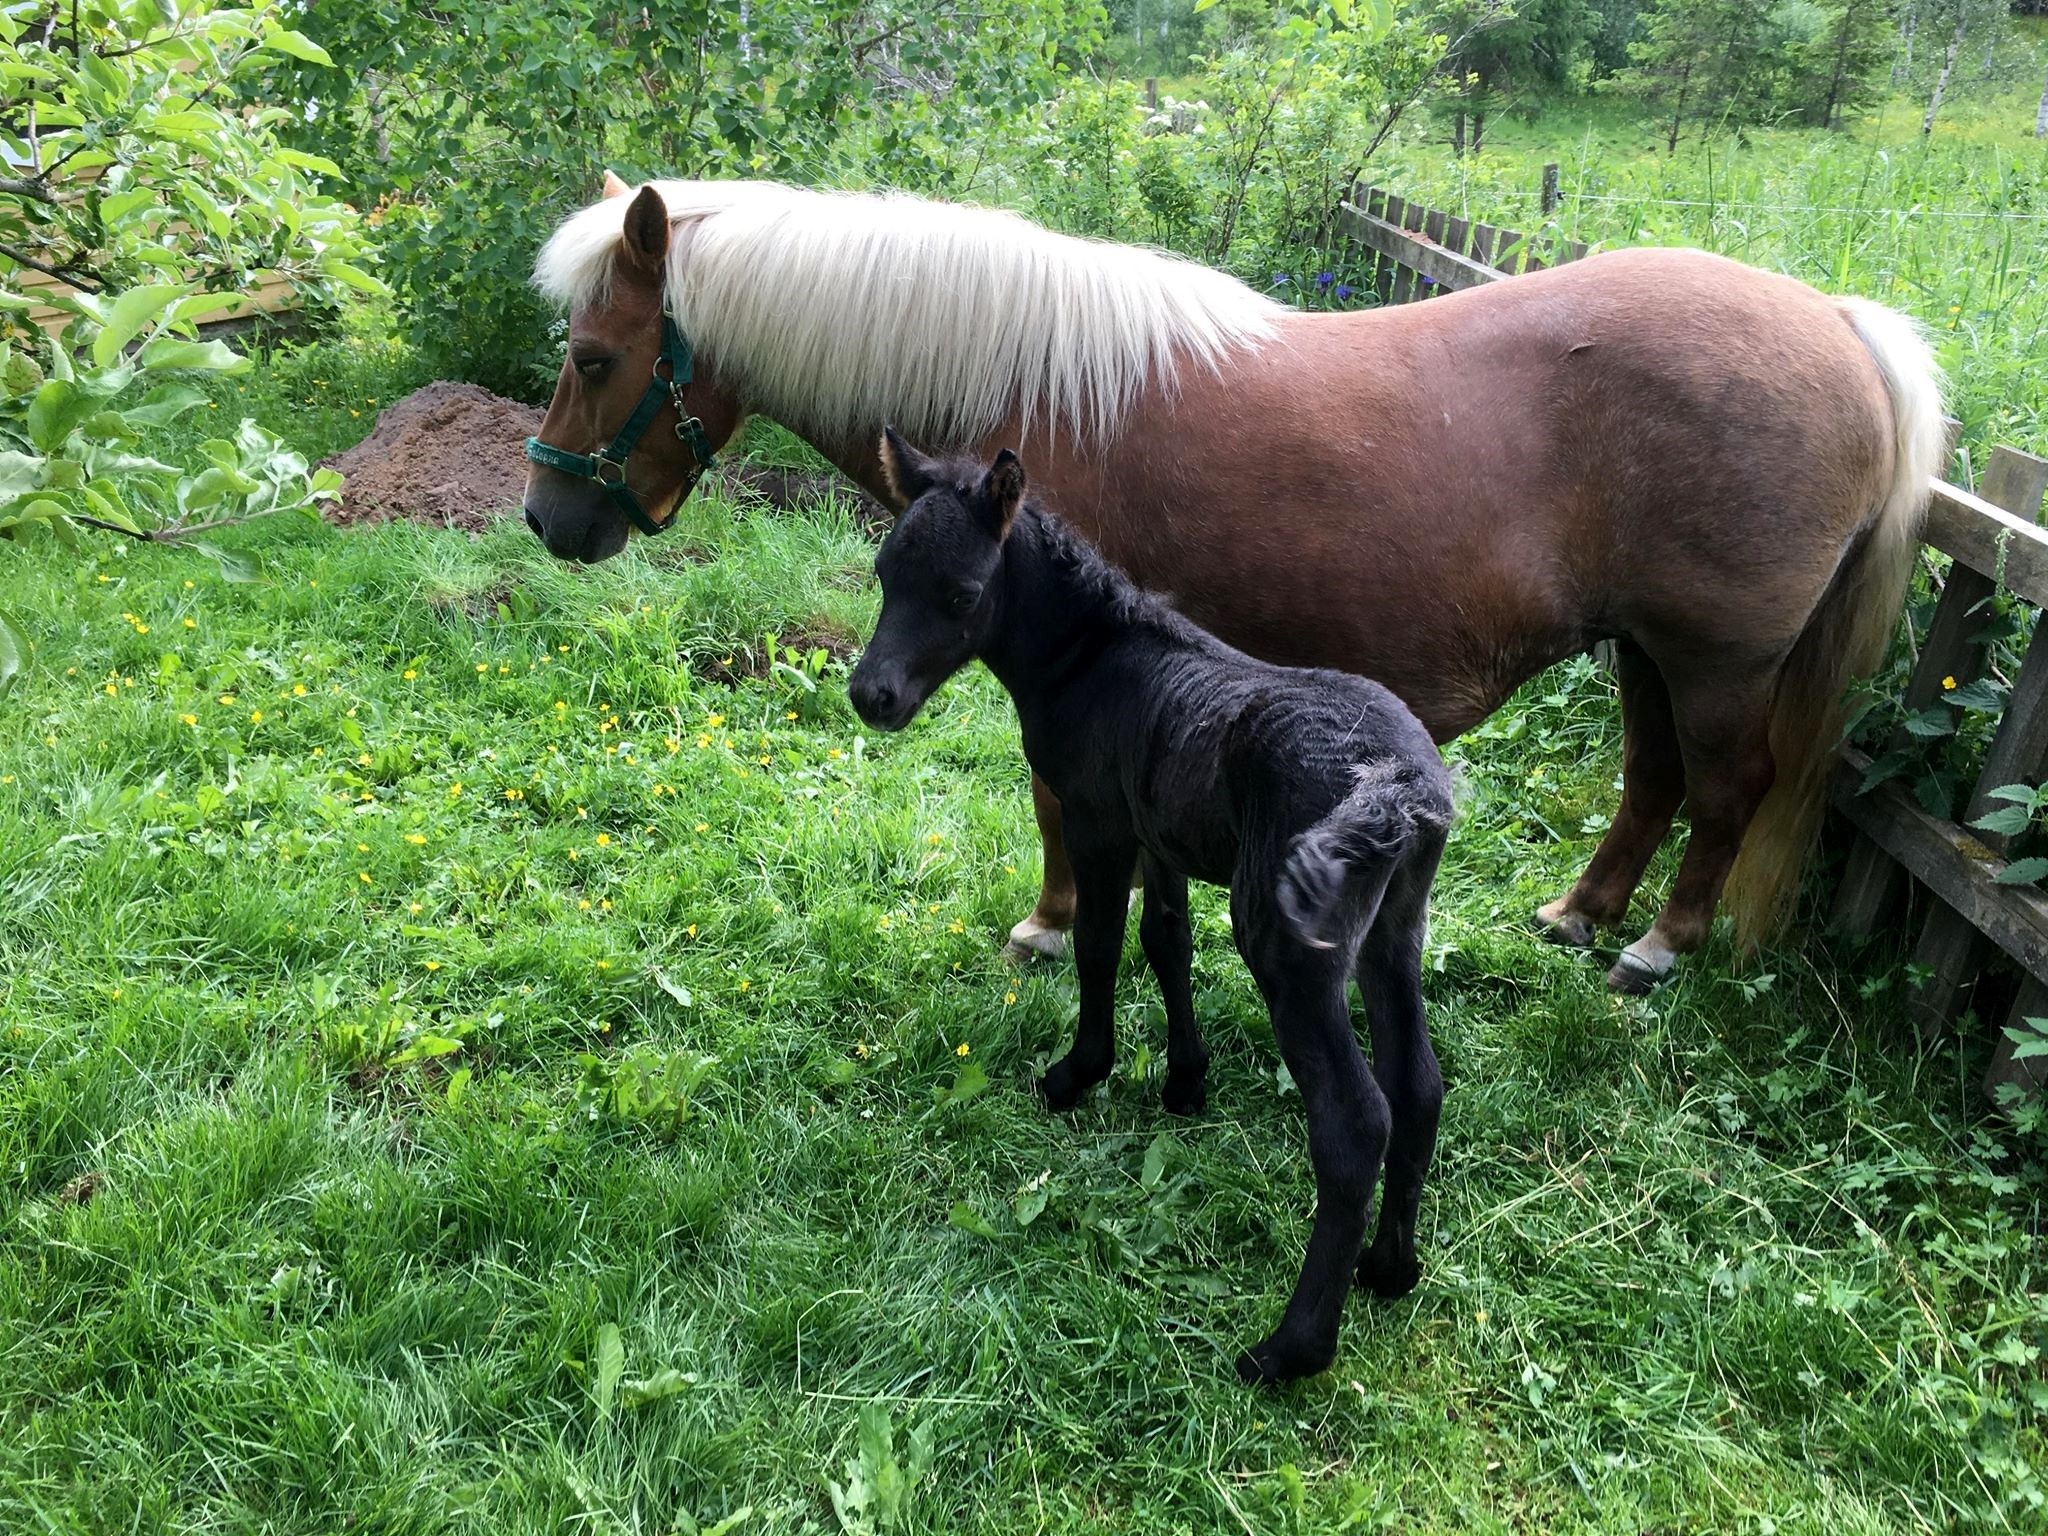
[
  {"left": 1362, "top": 52, "right": 2048, "bottom": 465},
  {"left": 0, "top": 343, "right": 2044, "bottom": 1533}
]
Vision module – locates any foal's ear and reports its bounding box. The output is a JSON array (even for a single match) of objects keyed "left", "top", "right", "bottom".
[
  {"left": 601, "top": 169, "right": 632, "bottom": 200},
  {"left": 621, "top": 185, "right": 669, "bottom": 277},
  {"left": 980, "top": 448, "right": 1026, "bottom": 541},
  {"left": 878, "top": 425, "right": 942, "bottom": 510}
]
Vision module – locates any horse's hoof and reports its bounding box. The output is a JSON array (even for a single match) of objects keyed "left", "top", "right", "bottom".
[
  {"left": 1355, "top": 1243, "right": 1420, "bottom": 1299},
  {"left": 1533, "top": 900, "right": 1596, "bottom": 949},
  {"left": 1004, "top": 917, "right": 1067, "bottom": 964},
  {"left": 1605, "top": 950, "right": 1664, "bottom": 994}
]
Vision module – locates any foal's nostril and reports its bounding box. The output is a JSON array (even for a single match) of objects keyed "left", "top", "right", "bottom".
[
  {"left": 522, "top": 507, "right": 544, "bottom": 539},
  {"left": 852, "top": 678, "right": 896, "bottom": 722}
]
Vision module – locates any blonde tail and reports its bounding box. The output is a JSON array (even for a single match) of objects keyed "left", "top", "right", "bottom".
[{"left": 1721, "top": 298, "right": 1945, "bottom": 946}]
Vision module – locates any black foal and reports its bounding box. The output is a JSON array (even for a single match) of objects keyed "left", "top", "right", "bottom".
[{"left": 848, "top": 431, "right": 1454, "bottom": 1385}]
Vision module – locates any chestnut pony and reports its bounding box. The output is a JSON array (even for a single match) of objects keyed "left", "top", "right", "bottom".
[{"left": 521, "top": 174, "right": 1943, "bottom": 990}]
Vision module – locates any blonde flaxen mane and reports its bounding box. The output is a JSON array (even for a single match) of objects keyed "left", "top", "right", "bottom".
[{"left": 533, "top": 179, "right": 1282, "bottom": 447}]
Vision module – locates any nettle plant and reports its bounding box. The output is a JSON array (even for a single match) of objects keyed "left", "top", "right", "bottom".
[{"left": 0, "top": 0, "right": 379, "bottom": 636}]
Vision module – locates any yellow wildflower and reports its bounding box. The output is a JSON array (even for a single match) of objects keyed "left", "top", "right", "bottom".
[
  {"left": 1943, "top": 675, "right": 1958, "bottom": 691},
  {"left": 956, "top": 1042, "right": 970, "bottom": 1057},
  {"left": 405, "top": 833, "right": 427, "bottom": 846}
]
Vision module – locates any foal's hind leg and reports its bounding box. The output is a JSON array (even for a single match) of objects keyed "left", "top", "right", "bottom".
[
  {"left": 1137, "top": 855, "right": 1208, "bottom": 1115},
  {"left": 1609, "top": 666, "right": 1778, "bottom": 993},
  {"left": 1536, "top": 642, "right": 1685, "bottom": 948},
  {"left": 1354, "top": 849, "right": 1445, "bottom": 1301},
  {"left": 1235, "top": 914, "right": 1389, "bottom": 1384},
  {"left": 1005, "top": 774, "right": 1076, "bottom": 962}
]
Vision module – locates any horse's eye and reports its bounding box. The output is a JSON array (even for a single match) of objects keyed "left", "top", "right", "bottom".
[
  {"left": 575, "top": 357, "right": 612, "bottom": 382},
  {"left": 949, "top": 583, "right": 982, "bottom": 615}
]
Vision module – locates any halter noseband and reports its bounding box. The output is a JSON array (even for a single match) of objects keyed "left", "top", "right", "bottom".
[{"left": 524, "top": 310, "right": 719, "bottom": 537}]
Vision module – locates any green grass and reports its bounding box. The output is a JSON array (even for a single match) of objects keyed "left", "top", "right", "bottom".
[
  {"left": 0, "top": 341, "right": 2044, "bottom": 1533},
  {"left": 1369, "top": 45, "right": 2048, "bottom": 465}
]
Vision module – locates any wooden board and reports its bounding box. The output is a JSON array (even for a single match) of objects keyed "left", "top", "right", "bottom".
[
  {"left": 1336, "top": 201, "right": 1503, "bottom": 296},
  {"left": 1833, "top": 747, "right": 2048, "bottom": 985}
]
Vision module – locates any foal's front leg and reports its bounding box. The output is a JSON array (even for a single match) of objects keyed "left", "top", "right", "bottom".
[
  {"left": 1137, "top": 855, "right": 1208, "bottom": 1115},
  {"left": 1038, "top": 832, "right": 1139, "bottom": 1111}
]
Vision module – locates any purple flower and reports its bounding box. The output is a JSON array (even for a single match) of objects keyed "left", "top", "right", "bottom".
[
  {"left": 1421, "top": 276, "right": 1437, "bottom": 288},
  {"left": 1315, "top": 272, "right": 1334, "bottom": 289},
  {"left": 1270, "top": 273, "right": 1291, "bottom": 288},
  {"left": 1334, "top": 283, "right": 1355, "bottom": 301}
]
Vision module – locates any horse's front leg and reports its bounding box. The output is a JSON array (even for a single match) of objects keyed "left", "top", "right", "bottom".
[{"left": 1006, "top": 773, "right": 1077, "bottom": 962}]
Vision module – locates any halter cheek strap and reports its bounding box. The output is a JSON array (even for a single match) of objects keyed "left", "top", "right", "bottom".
[{"left": 524, "top": 311, "right": 719, "bottom": 537}]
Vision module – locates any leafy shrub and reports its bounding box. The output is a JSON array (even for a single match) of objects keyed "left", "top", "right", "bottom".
[{"left": 0, "top": 0, "right": 376, "bottom": 615}]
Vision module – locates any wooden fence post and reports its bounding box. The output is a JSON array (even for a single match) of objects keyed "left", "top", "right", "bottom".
[
  {"left": 1145, "top": 77, "right": 1158, "bottom": 111},
  {"left": 1541, "top": 163, "right": 1560, "bottom": 216},
  {"left": 1904, "top": 446, "right": 2048, "bottom": 1037}
]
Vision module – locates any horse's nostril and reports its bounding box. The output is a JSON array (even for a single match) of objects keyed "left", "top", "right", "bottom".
[{"left": 523, "top": 507, "right": 544, "bottom": 538}]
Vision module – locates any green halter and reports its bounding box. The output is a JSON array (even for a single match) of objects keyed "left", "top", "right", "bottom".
[{"left": 524, "top": 310, "right": 718, "bottom": 537}]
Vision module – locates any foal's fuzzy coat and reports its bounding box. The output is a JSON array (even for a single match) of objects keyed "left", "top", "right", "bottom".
[{"left": 849, "top": 433, "right": 1454, "bottom": 1384}]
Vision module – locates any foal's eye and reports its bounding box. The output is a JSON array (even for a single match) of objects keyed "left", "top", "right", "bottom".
[
  {"left": 574, "top": 357, "right": 613, "bottom": 382},
  {"left": 949, "top": 583, "right": 982, "bottom": 616}
]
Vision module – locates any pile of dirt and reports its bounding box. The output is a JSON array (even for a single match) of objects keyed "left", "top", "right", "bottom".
[
  {"left": 323, "top": 381, "right": 542, "bottom": 533},
  {"left": 322, "top": 380, "right": 892, "bottom": 533}
]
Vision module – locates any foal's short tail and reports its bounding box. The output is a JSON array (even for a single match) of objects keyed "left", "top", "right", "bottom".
[
  {"left": 1723, "top": 298, "right": 1945, "bottom": 947},
  {"left": 1279, "top": 761, "right": 1452, "bottom": 951}
]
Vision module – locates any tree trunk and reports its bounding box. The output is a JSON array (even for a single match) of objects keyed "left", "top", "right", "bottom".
[
  {"left": 366, "top": 71, "right": 389, "bottom": 165},
  {"left": 1821, "top": 10, "right": 1852, "bottom": 127},
  {"left": 1471, "top": 109, "right": 1486, "bottom": 155},
  {"left": 2037, "top": 64, "right": 2048, "bottom": 136},
  {"left": 1895, "top": 0, "right": 1917, "bottom": 85},
  {"left": 1452, "top": 110, "right": 1465, "bottom": 157},
  {"left": 1922, "top": 12, "right": 1967, "bottom": 136}
]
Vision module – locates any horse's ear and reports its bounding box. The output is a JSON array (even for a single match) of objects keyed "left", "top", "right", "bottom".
[
  {"left": 621, "top": 185, "right": 669, "bottom": 277},
  {"left": 601, "top": 169, "right": 632, "bottom": 200},
  {"left": 878, "top": 425, "right": 940, "bottom": 509},
  {"left": 981, "top": 449, "right": 1026, "bottom": 540}
]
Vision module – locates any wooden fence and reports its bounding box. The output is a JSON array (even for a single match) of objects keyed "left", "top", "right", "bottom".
[
  {"left": 1338, "top": 175, "right": 2048, "bottom": 1101},
  {"left": 0, "top": 162, "right": 299, "bottom": 338}
]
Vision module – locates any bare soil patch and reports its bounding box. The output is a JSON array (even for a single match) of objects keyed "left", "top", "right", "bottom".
[{"left": 322, "top": 382, "right": 889, "bottom": 533}]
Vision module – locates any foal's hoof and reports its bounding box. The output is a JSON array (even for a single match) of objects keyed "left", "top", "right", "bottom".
[
  {"left": 1234, "top": 1332, "right": 1334, "bottom": 1387},
  {"left": 1355, "top": 1243, "right": 1420, "bottom": 1300},
  {"left": 1038, "top": 1050, "right": 1109, "bottom": 1112},
  {"left": 1003, "top": 916, "right": 1068, "bottom": 964},
  {"left": 1532, "top": 899, "right": 1596, "bottom": 949},
  {"left": 1605, "top": 950, "right": 1665, "bottom": 995},
  {"left": 1161, "top": 1068, "right": 1208, "bottom": 1117}
]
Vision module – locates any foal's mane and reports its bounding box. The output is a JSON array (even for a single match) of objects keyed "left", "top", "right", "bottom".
[{"left": 534, "top": 180, "right": 1282, "bottom": 446}]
